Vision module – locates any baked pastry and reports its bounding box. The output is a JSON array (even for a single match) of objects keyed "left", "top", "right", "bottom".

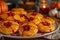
[
  {"left": 0, "top": 21, "right": 19, "bottom": 34},
  {"left": 0, "top": 12, "right": 8, "bottom": 20},
  {"left": 11, "top": 8, "right": 27, "bottom": 15},
  {"left": 27, "top": 12, "right": 43, "bottom": 24},
  {"left": 19, "top": 22, "right": 38, "bottom": 36},
  {"left": 12, "top": 8, "right": 24, "bottom": 11},
  {"left": 6, "top": 11, "right": 15, "bottom": 21},
  {"left": 14, "top": 14, "right": 27, "bottom": 22},
  {"left": 0, "top": 11, "right": 15, "bottom": 21},
  {"left": 42, "top": 16, "right": 55, "bottom": 25},
  {"left": 38, "top": 17, "right": 55, "bottom": 32}
]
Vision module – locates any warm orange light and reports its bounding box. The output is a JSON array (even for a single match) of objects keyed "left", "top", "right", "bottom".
[{"left": 43, "top": 5, "right": 46, "bottom": 8}]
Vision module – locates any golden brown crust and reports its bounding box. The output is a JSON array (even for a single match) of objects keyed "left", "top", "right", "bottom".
[
  {"left": 0, "top": 21, "right": 19, "bottom": 34},
  {"left": 19, "top": 22, "right": 38, "bottom": 36},
  {"left": 27, "top": 12, "right": 43, "bottom": 25}
]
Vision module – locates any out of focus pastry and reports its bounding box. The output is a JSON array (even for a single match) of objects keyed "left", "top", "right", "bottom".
[
  {"left": 12, "top": 8, "right": 24, "bottom": 11},
  {"left": 11, "top": 8, "right": 27, "bottom": 15},
  {"left": 19, "top": 22, "right": 38, "bottom": 36},
  {"left": 0, "top": 12, "right": 8, "bottom": 20},
  {"left": 14, "top": 14, "right": 27, "bottom": 22},
  {"left": 6, "top": 11, "right": 15, "bottom": 21},
  {"left": 0, "top": 21, "right": 19, "bottom": 34},
  {"left": 42, "top": 16, "right": 55, "bottom": 25}
]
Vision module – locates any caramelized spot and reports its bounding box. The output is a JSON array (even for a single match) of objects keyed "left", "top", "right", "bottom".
[
  {"left": 50, "top": 29, "right": 53, "bottom": 32},
  {"left": 31, "top": 12, "right": 37, "bottom": 16},
  {"left": 20, "top": 14, "right": 25, "bottom": 17},
  {"left": 23, "top": 25, "right": 30, "bottom": 31},
  {"left": 14, "top": 19, "right": 20, "bottom": 24},
  {"left": 0, "top": 17, "right": 4, "bottom": 21},
  {"left": 12, "top": 30, "right": 14, "bottom": 33},
  {"left": 8, "top": 12, "right": 14, "bottom": 16},
  {"left": 11, "top": 31, "right": 20, "bottom": 36},
  {"left": 20, "top": 14, "right": 28, "bottom": 19},
  {"left": 24, "top": 15, "right": 28, "bottom": 19},
  {"left": 28, "top": 17, "right": 34, "bottom": 21},
  {"left": 44, "top": 16, "right": 49, "bottom": 19},
  {"left": 41, "top": 22, "right": 50, "bottom": 26},
  {"left": 4, "top": 22, "right": 12, "bottom": 28}
]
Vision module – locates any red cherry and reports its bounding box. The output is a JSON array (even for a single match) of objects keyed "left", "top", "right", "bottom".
[
  {"left": 41, "top": 22, "right": 50, "bottom": 26},
  {"left": 31, "top": 12, "right": 37, "bottom": 16},
  {"left": 12, "top": 30, "right": 14, "bottom": 33},
  {"left": 28, "top": 17, "right": 34, "bottom": 21},
  {"left": 14, "top": 19, "right": 20, "bottom": 24},
  {"left": 8, "top": 12, "right": 14, "bottom": 16},
  {"left": 20, "top": 14, "right": 25, "bottom": 17},
  {"left": 4, "top": 22, "right": 12, "bottom": 28},
  {"left": 23, "top": 25, "right": 30, "bottom": 31},
  {"left": 0, "top": 17, "right": 4, "bottom": 21},
  {"left": 44, "top": 16, "right": 49, "bottom": 19},
  {"left": 50, "top": 28, "right": 53, "bottom": 32}
]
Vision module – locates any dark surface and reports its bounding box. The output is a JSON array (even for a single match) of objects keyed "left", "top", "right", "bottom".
[{"left": 0, "top": 37, "right": 60, "bottom": 40}]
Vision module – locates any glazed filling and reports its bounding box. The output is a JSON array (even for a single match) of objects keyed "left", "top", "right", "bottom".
[
  {"left": 41, "top": 22, "right": 50, "bottom": 26},
  {"left": 20, "top": 14, "right": 26, "bottom": 17},
  {"left": 8, "top": 12, "right": 14, "bottom": 16},
  {"left": 14, "top": 19, "right": 20, "bottom": 24},
  {"left": 31, "top": 12, "right": 37, "bottom": 16},
  {"left": 12, "top": 30, "right": 14, "bottom": 33},
  {"left": 11, "top": 31, "right": 20, "bottom": 36},
  {"left": 23, "top": 25, "right": 30, "bottom": 31},
  {"left": 28, "top": 17, "right": 34, "bottom": 21},
  {"left": 50, "top": 28, "right": 53, "bottom": 32},
  {"left": 0, "top": 17, "right": 4, "bottom": 21},
  {"left": 44, "top": 16, "right": 49, "bottom": 19},
  {"left": 4, "top": 22, "right": 12, "bottom": 28}
]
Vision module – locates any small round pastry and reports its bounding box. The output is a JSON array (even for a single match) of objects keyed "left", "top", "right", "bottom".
[
  {"left": 0, "top": 17, "right": 4, "bottom": 23},
  {"left": 0, "top": 12, "right": 8, "bottom": 20},
  {"left": 13, "top": 11, "right": 27, "bottom": 15},
  {"left": 0, "top": 21, "right": 19, "bottom": 34},
  {"left": 11, "top": 8, "right": 27, "bottom": 15},
  {"left": 38, "top": 21, "right": 55, "bottom": 32},
  {"left": 27, "top": 12, "right": 43, "bottom": 24},
  {"left": 0, "top": 11, "right": 15, "bottom": 21},
  {"left": 42, "top": 16, "right": 55, "bottom": 25},
  {"left": 19, "top": 22, "right": 38, "bottom": 36},
  {"left": 12, "top": 8, "right": 24, "bottom": 11},
  {"left": 14, "top": 13, "right": 27, "bottom": 22},
  {"left": 6, "top": 11, "right": 15, "bottom": 21}
]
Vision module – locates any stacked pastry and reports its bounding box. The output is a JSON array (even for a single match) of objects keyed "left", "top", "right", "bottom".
[{"left": 0, "top": 8, "right": 55, "bottom": 36}]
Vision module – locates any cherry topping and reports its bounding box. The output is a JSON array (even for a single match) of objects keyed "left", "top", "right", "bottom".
[
  {"left": 12, "top": 30, "right": 14, "bottom": 33},
  {"left": 11, "top": 31, "right": 20, "bottom": 36},
  {"left": 0, "top": 17, "right": 4, "bottom": 21},
  {"left": 23, "top": 25, "right": 30, "bottom": 31},
  {"left": 20, "top": 14, "right": 25, "bottom": 17},
  {"left": 8, "top": 12, "right": 14, "bottom": 16},
  {"left": 28, "top": 17, "right": 34, "bottom": 21},
  {"left": 31, "top": 12, "right": 37, "bottom": 16},
  {"left": 44, "top": 16, "right": 49, "bottom": 19},
  {"left": 50, "top": 29, "right": 53, "bottom": 32},
  {"left": 4, "top": 22, "right": 12, "bottom": 28},
  {"left": 14, "top": 19, "right": 20, "bottom": 24},
  {"left": 41, "top": 22, "right": 50, "bottom": 26}
]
